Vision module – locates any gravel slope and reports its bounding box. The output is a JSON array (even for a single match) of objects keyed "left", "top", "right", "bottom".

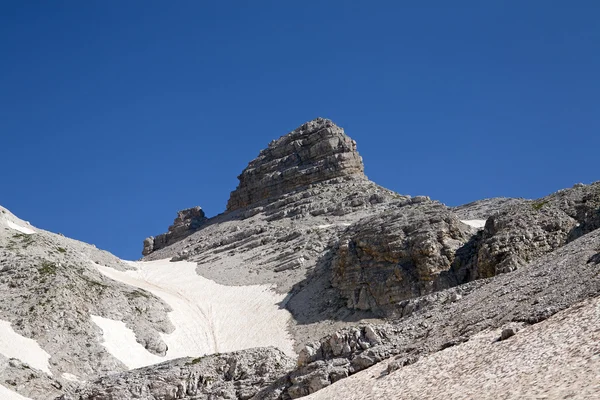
[{"left": 307, "top": 295, "right": 600, "bottom": 400}]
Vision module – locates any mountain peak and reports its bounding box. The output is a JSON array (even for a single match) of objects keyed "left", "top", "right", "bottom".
[{"left": 226, "top": 118, "right": 365, "bottom": 212}]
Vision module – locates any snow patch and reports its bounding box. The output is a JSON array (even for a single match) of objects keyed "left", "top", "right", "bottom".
[
  {"left": 95, "top": 259, "right": 295, "bottom": 368},
  {"left": 316, "top": 223, "right": 352, "bottom": 229},
  {"left": 6, "top": 220, "right": 36, "bottom": 235},
  {"left": 461, "top": 219, "right": 487, "bottom": 229},
  {"left": 0, "top": 319, "right": 51, "bottom": 375},
  {"left": 61, "top": 373, "right": 82, "bottom": 383},
  {"left": 0, "top": 384, "right": 33, "bottom": 400},
  {"left": 90, "top": 315, "right": 165, "bottom": 369}
]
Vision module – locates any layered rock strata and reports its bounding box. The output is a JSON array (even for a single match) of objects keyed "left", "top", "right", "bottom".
[
  {"left": 143, "top": 206, "right": 207, "bottom": 255},
  {"left": 330, "top": 200, "right": 474, "bottom": 313},
  {"left": 60, "top": 347, "right": 294, "bottom": 400},
  {"left": 226, "top": 118, "right": 365, "bottom": 212}
]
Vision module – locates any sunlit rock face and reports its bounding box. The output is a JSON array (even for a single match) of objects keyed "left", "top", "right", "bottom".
[{"left": 226, "top": 117, "right": 365, "bottom": 212}]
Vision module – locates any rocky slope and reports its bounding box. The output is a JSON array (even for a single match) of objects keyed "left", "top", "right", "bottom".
[
  {"left": 1, "top": 118, "right": 599, "bottom": 400},
  {"left": 0, "top": 206, "right": 174, "bottom": 399}
]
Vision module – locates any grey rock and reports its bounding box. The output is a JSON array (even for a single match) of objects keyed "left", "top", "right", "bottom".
[
  {"left": 142, "top": 206, "right": 207, "bottom": 256},
  {"left": 0, "top": 207, "right": 174, "bottom": 398},
  {"left": 330, "top": 201, "right": 473, "bottom": 313},
  {"left": 59, "top": 347, "right": 294, "bottom": 400},
  {"left": 452, "top": 181, "right": 600, "bottom": 283},
  {"left": 257, "top": 227, "right": 600, "bottom": 399},
  {"left": 452, "top": 197, "right": 527, "bottom": 220},
  {"left": 226, "top": 118, "right": 365, "bottom": 212}
]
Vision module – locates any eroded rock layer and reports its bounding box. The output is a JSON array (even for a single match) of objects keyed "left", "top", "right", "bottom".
[
  {"left": 226, "top": 118, "right": 365, "bottom": 212},
  {"left": 143, "top": 206, "right": 207, "bottom": 256},
  {"left": 331, "top": 200, "right": 474, "bottom": 313}
]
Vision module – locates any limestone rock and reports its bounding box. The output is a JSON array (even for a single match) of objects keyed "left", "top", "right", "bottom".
[
  {"left": 257, "top": 228, "right": 600, "bottom": 400},
  {"left": 226, "top": 118, "right": 365, "bottom": 212},
  {"left": 330, "top": 200, "right": 474, "bottom": 313},
  {"left": 142, "top": 206, "right": 207, "bottom": 256},
  {"left": 452, "top": 197, "right": 527, "bottom": 220},
  {"left": 544, "top": 181, "right": 600, "bottom": 240},
  {"left": 452, "top": 182, "right": 600, "bottom": 283},
  {"left": 59, "top": 347, "right": 294, "bottom": 400}
]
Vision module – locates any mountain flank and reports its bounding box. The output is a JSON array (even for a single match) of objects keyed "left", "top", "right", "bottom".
[{"left": 0, "top": 118, "right": 599, "bottom": 400}]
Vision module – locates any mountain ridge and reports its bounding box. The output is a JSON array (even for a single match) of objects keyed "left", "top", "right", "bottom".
[{"left": 0, "top": 118, "right": 599, "bottom": 399}]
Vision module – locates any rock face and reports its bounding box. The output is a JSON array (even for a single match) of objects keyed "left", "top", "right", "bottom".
[
  {"left": 142, "top": 206, "right": 207, "bottom": 255},
  {"left": 452, "top": 182, "right": 600, "bottom": 283},
  {"left": 330, "top": 200, "right": 474, "bottom": 313},
  {"left": 226, "top": 118, "right": 365, "bottom": 212},
  {"left": 256, "top": 228, "right": 600, "bottom": 399},
  {"left": 544, "top": 181, "right": 600, "bottom": 240},
  {"left": 60, "top": 347, "right": 294, "bottom": 400}
]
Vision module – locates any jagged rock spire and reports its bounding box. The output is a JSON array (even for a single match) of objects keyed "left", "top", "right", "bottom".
[{"left": 226, "top": 118, "right": 365, "bottom": 212}]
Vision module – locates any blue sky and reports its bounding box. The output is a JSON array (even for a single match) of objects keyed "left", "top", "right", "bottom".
[{"left": 1, "top": 1, "right": 599, "bottom": 260}]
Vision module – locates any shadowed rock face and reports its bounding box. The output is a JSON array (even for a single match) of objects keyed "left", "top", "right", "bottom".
[
  {"left": 226, "top": 118, "right": 365, "bottom": 212},
  {"left": 331, "top": 200, "right": 474, "bottom": 313}
]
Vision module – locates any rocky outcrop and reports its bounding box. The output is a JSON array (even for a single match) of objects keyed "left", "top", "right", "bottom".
[
  {"left": 452, "top": 182, "right": 600, "bottom": 283},
  {"left": 226, "top": 118, "right": 365, "bottom": 212},
  {"left": 60, "top": 347, "right": 294, "bottom": 400},
  {"left": 330, "top": 200, "right": 474, "bottom": 313},
  {"left": 142, "top": 206, "right": 207, "bottom": 255},
  {"left": 452, "top": 197, "right": 527, "bottom": 220},
  {"left": 545, "top": 181, "right": 600, "bottom": 240},
  {"left": 257, "top": 228, "right": 600, "bottom": 399},
  {"left": 452, "top": 202, "right": 578, "bottom": 282}
]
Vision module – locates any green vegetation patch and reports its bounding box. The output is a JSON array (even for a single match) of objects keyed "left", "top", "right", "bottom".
[{"left": 38, "top": 260, "right": 57, "bottom": 275}]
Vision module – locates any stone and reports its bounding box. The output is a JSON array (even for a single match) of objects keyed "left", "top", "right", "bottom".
[
  {"left": 226, "top": 118, "right": 365, "bottom": 212},
  {"left": 331, "top": 201, "right": 473, "bottom": 313},
  {"left": 142, "top": 206, "right": 207, "bottom": 256},
  {"left": 500, "top": 327, "right": 517, "bottom": 340},
  {"left": 60, "top": 347, "right": 294, "bottom": 400}
]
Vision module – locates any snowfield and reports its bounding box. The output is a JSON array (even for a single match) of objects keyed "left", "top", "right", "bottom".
[
  {"left": 0, "top": 384, "right": 33, "bottom": 400},
  {"left": 6, "top": 220, "right": 36, "bottom": 235},
  {"left": 461, "top": 219, "right": 487, "bottom": 229},
  {"left": 0, "top": 319, "right": 51, "bottom": 375},
  {"left": 91, "top": 315, "right": 165, "bottom": 369},
  {"left": 95, "top": 259, "right": 295, "bottom": 369}
]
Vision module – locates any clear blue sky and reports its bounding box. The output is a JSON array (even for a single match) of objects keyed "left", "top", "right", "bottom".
[{"left": 1, "top": 1, "right": 599, "bottom": 260}]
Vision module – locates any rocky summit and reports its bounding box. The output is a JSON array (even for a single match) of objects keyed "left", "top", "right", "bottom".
[
  {"left": 226, "top": 118, "right": 365, "bottom": 212},
  {"left": 0, "top": 118, "right": 599, "bottom": 400}
]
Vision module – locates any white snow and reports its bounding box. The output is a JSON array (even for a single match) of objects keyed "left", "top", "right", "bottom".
[
  {"left": 0, "top": 319, "right": 51, "bottom": 375},
  {"left": 316, "top": 223, "right": 352, "bottom": 229},
  {"left": 6, "top": 220, "right": 36, "bottom": 235},
  {"left": 90, "top": 315, "right": 165, "bottom": 369},
  {"left": 461, "top": 219, "right": 487, "bottom": 229},
  {"left": 0, "top": 384, "right": 33, "bottom": 400},
  {"left": 61, "top": 373, "right": 82, "bottom": 383},
  {"left": 95, "top": 259, "right": 295, "bottom": 369}
]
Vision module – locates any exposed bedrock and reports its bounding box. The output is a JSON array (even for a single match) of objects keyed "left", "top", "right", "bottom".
[
  {"left": 60, "top": 347, "right": 294, "bottom": 400},
  {"left": 330, "top": 200, "right": 474, "bottom": 313},
  {"left": 452, "top": 181, "right": 600, "bottom": 284},
  {"left": 226, "top": 118, "right": 365, "bottom": 212},
  {"left": 142, "top": 206, "right": 207, "bottom": 256}
]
